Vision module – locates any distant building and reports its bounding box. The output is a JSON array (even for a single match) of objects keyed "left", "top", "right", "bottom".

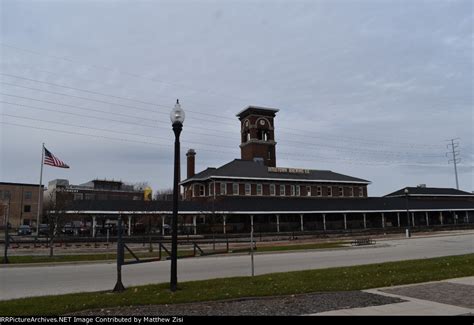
[
  {"left": 0, "top": 182, "right": 43, "bottom": 228},
  {"left": 181, "top": 106, "right": 370, "bottom": 200},
  {"left": 385, "top": 186, "right": 474, "bottom": 199},
  {"left": 44, "top": 179, "right": 146, "bottom": 206}
]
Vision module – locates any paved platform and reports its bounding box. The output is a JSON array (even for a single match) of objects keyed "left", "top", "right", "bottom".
[{"left": 313, "top": 277, "right": 474, "bottom": 315}]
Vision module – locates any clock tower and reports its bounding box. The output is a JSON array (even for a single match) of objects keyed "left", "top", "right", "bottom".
[{"left": 236, "top": 106, "right": 279, "bottom": 167}]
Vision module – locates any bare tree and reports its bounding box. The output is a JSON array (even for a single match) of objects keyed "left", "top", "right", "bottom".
[
  {"left": 43, "top": 192, "right": 71, "bottom": 257},
  {"left": 154, "top": 188, "right": 173, "bottom": 201}
]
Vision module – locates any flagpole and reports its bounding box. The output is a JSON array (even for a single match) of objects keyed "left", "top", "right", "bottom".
[{"left": 35, "top": 143, "right": 44, "bottom": 236}]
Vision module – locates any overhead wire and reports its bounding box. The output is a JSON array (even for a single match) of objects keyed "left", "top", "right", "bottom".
[{"left": 1, "top": 45, "right": 445, "bottom": 148}]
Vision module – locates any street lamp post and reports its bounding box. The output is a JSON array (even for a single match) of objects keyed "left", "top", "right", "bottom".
[
  {"left": 405, "top": 188, "right": 411, "bottom": 238},
  {"left": 170, "top": 99, "right": 185, "bottom": 292}
]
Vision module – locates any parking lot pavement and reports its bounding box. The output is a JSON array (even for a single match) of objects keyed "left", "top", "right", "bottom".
[{"left": 312, "top": 277, "right": 474, "bottom": 316}]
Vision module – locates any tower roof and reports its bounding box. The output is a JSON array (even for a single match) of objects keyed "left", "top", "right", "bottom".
[{"left": 236, "top": 105, "right": 279, "bottom": 120}]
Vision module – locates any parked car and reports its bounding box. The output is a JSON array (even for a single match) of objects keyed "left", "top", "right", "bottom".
[
  {"left": 78, "top": 225, "right": 91, "bottom": 236},
  {"left": 38, "top": 224, "right": 50, "bottom": 236},
  {"left": 17, "top": 225, "right": 32, "bottom": 236}
]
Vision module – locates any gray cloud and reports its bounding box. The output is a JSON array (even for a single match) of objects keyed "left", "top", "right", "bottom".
[{"left": 1, "top": 0, "right": 472, "bottom": 195}]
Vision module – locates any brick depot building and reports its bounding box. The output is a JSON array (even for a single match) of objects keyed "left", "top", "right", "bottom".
[
  {"left": 62, "top": 106, "right": 474, "bottom": 236},
  {"left": 181, "top": 106, "right": 370, "bottom": 201}
]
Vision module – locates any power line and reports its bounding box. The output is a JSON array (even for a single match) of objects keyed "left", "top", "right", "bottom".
[
  {"left": 1, "top": 51, "right": 445, "bottom": 149},
  {"left": 1, "top": 71, "right": 441, "bottom": 150},
  {"left": 1, "top": 43, "right": 255, "bottom": 104},
  {"left": 1, "top": 117, "right": 445, "bottom": 167},
  {"left": 1, "top": 98, "right": 442, "bottom": 161},
  {"left": 0, "top": 72, "right": 235, "bottom": 122},
  {"left": 446, "top": 138, "right": 461, "bottom": 189},
  {"left": 1, "top": 113, "right": 236, "bottom": 151},
  {"left": 0, "top": 121, "right": 238, "bottom": 157},
  {"left": 0, "top": 97, "right": 237, "bottom": 140}
]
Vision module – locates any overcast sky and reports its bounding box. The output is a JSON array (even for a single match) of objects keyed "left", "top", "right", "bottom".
[{"left": 0, "top": 0, "right": 472, "bottom": 196}]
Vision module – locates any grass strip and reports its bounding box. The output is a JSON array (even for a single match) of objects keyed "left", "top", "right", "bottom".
[{"left": 1, "top": 253, "right": 472, "bottom": 316}]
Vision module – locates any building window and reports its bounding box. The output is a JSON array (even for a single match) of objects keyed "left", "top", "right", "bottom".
[
  {"left": 327, "top": 186, "right": 332, "bottom": 197},
  {"left": 74, "top": 193, "right": 83, "bottom": 200},
  {"left": 245, "top": 183, "right": 251, "bottom": 196},
  {"left": 339, "top": 187, "right": 343, "bottom": 197},
  {"left": 270, "top": 184, "right": 276, "bottom": 196},
  {"left": 306, "top": 186, "right": 311, "bottom": 196},
  {"left": 233, "top": 183, "right": 239, "bottom": 195},
  {"left": 3, "top": 190, "right": 11, "bottom": 200},
  {"left": 290, "top": 185, "right": 295, "bottom": 196},
  {"left": 24, "top": 205, "right": 31, "bottom": 213},
  {"left": 257, "top": 184, "right": 263, "bottom": 196},
  {"left": 220, "top": 183, "right": 227, "bottom": 195},
  {"left": 280, "top": 185, "right": 285, "bottom": 196},
  {"left": 317, "top": 186, "right": 322, "bottom": 196},
  {"left": 25, "top": 191, "right": 32, "bottom": 200},
  {"left": 199, "top": 185, "right": 205, "bottom": 196},
  {"left": 296, "top": 185, "right": 300, "bottom": 196},
  {"left": 85, "top": 194, "right": 95, "bottom": 200},
  {"left": 359, "top": 187, "right": 364, "bottom": 197}
]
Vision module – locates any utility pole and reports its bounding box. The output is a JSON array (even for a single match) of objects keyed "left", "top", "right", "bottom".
[{"left": 446, "top": 138, "right": 461, "bottom": 189}]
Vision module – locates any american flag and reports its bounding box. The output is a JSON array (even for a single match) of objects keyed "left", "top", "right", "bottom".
[{"left": 44, "top": 147, "right": 70, "bottom": 168}]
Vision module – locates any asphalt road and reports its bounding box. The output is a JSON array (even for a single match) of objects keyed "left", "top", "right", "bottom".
[{"left": 1, "top": 232, "right": 473, "bottom": 301}]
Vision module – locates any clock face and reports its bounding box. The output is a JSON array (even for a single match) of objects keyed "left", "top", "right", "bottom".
[{"left": 259, "top": 120, "right": 265, "bottom": 126}]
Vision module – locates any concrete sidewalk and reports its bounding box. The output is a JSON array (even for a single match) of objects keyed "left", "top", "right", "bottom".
[{"left": 313, "top": 277, "right": 474, "bottom": 316}]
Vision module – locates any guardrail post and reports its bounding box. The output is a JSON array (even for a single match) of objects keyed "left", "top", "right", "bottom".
[{"left": 113, "top": 215, "right": 125, "bottom": 292}]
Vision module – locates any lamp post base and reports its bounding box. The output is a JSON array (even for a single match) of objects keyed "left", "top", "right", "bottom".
[{"left": 405, "top": 228, "right": 411, "bottom": 238}]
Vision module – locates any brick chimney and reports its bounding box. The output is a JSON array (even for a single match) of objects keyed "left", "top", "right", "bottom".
[{"left": 186, "top": 149, "right": 196, "bottom": 179}]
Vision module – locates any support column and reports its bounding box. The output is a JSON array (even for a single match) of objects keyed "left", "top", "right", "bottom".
[
  {"left": 92, "top": 216, "right": 97, "bottom": 238},
  {"left": 162, "top": 216, "right": 166, "bottom": 236},
  {"left": 397, "top": 212, "right": 400, "bottom": 227},
  {"left": 363, "top": 213, "right": 367, "bottom": 229},
  {"left": 439, "top": 211, "right": 443, "bottom": 225},
  {"left": 465, "top": 211, "right": 469, "bottom": 223},
  {"left": 250, "top": 214, "right": 254, "bottom": 277},
  {"left": 276, "top": 214, "right": 280, "bottom": 233},
  {"left": 323, "top": 214, "right": 326, "bottom": 231},
  {"left": 343, "top": 213, "right": 347, "bottom": 230},
  {"left": 223, "top": 215, "right": 227, "bottom": 234},
  {"left": 193, "top": 215, "right": 197, "bottom": 235},
  {"left": 128, "top": 216, "right": 132, "bottom": 236},
  {"left": 300, "top": 214, "right": 304, "bottom": 232},
  {"left": 412, "top": 212, "right": 415, "bottom": 227},
  {"left": 425, "top": 212, "right": 429, "bottom": 226},
  {"left": 381, "top": 213, "right": 385, "bottom": 229}
]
